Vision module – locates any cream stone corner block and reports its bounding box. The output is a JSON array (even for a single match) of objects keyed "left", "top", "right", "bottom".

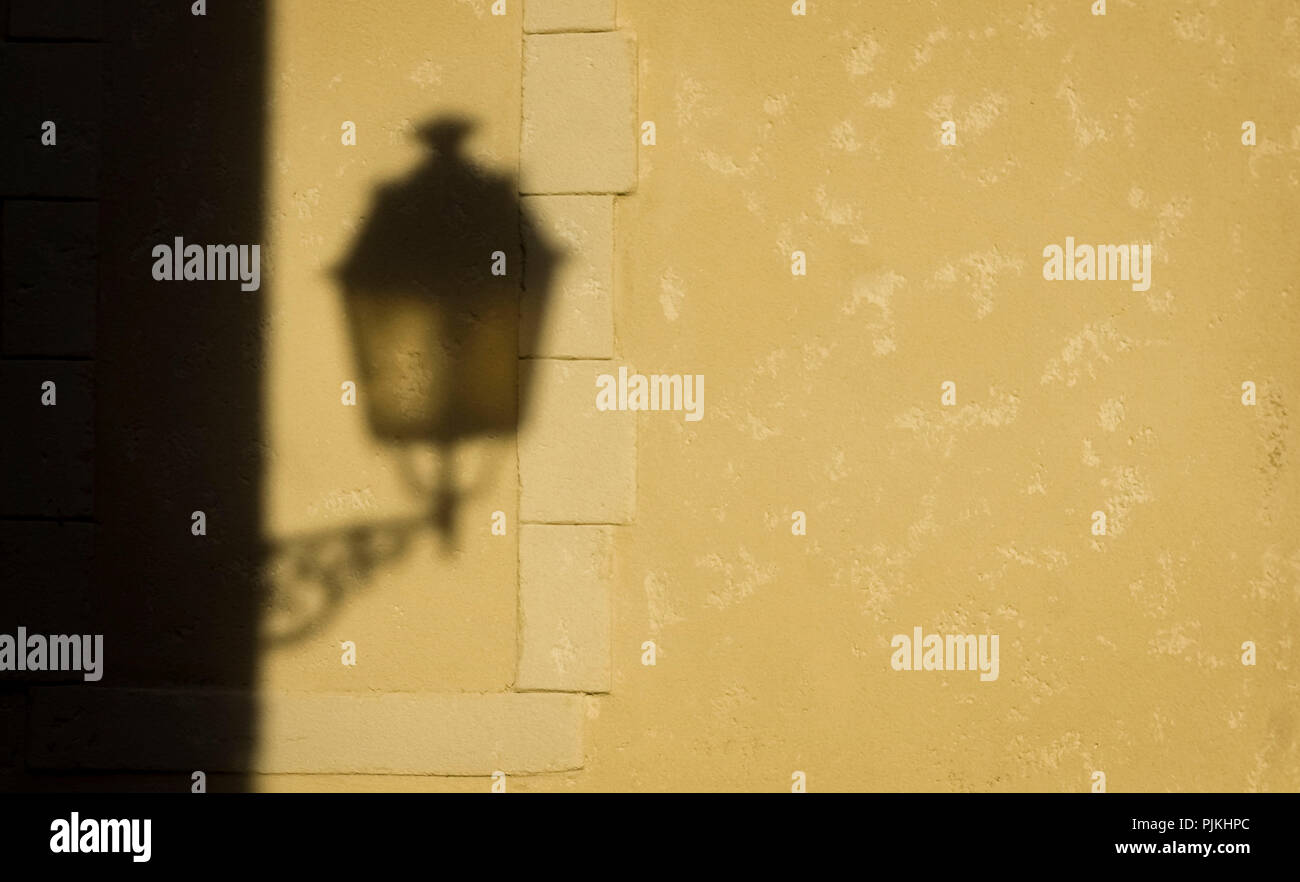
[
  {"left": 522, "top": 195, "right": 614, "bottom": 358},
  {"left": 519, "top": 360, "right": 635, "bottom": 524},
  {"left": 29, "top": 689, "right": 585, "bottom": 775},
  {"left": 521, "top": 32, "right": 636, "bottom": 194},
  {"left": 524, "top": 0, "right": 617, "bottom": 34},
  {"left": 518, "top": 525, "right": 613, "bottom": 692}
]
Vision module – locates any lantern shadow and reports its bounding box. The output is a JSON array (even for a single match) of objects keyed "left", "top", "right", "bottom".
[
  {"left": 263, "top": 119, "right": 563, "bottom": 647},
  {"left": 335, "top": 114, "right": 561, "bottom": 538}
]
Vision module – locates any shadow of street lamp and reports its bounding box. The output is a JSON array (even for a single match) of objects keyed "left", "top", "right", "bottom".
[{"left": 260, "top": 115, "right": 562, "bottom": 645}]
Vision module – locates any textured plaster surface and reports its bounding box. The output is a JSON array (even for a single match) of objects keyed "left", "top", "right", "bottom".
[{"left": 242, "top": 0, "right": 1298, "bottom": 791}]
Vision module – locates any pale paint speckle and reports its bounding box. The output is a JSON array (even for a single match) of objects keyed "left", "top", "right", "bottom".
[
  {"left": 843, "top": 33, "right": 882, "bottom": 76},
  {"left": 927, "top": 249, "right": 1024, "bottom": 318},
  {"left": 696, "top": 547, "right": 777, "bottom": 610},
  {"left": 843, "top": 271, "right": 905, "bottom": 355},
  {"left": 892, "top": 389, "right": 1022, "bottom": 457},
  {"left": 408, "top": 59, "right": 443, "bottom": 88},
  {"left": 658, "top": 268, "right": 685, "bottom": 322},
  {"left": 1098, "top": 396, "right": 1126, "bottom": 432}
]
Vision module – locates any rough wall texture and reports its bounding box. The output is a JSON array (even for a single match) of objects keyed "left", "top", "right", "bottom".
[
  {"left": 259, "top": 0, "right": 1298, "bottom": 792},
  {"left": 586, "top": 0, "right": 1299, "bottom": 793}
]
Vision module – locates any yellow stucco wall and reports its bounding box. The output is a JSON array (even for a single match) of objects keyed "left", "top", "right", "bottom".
[{"left": 257, "top": 0, "right": 1299, "bottom": 791}]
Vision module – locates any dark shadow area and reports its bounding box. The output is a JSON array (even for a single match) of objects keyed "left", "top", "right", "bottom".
[{"left": 0, "top": 0, "right": 266, "bottom": 791}]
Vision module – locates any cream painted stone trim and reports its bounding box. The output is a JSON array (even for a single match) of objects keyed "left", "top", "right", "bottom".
[
  {"left": 517, "top": 525, "right": 614, "bottom": 692},
  {"left": 524, "top": 0, "right": 617, "bottom": 34},
  {"left": 521, "top": 195, "right": 615, "bottom": 358},
  {"left": 30, "top": 689, "right": 585, "bottom": 775},
  {"left": 520, "top": 31, "right": 637, "bottom": 194},
  {"left": 518, "top": 360, "right": 635, "bottom": 524},
  {"left": 514, "top": 3, "right": 635, "bottom": 707}
]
